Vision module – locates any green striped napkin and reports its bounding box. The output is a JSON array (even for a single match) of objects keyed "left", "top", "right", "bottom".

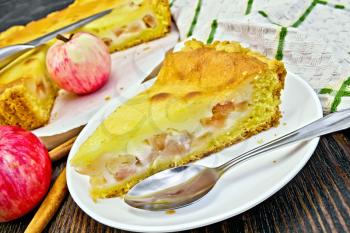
[{"left": 170, "top": 0, "right": 350, "bottom": 112}]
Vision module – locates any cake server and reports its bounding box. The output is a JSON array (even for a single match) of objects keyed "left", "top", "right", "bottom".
[
  {"left": 125, "top": 108, "right": 350, "bottom": 211},
  {"left": 0, "top": 9, "right": 112, "bottom": 70}
]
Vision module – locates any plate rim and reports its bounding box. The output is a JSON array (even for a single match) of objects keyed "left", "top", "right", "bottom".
[{"left": 66, "top": 71, "right": 323, "bottom": 232}]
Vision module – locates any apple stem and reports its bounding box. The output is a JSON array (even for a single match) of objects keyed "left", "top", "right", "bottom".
[{"left": 56, "top": 34, "right": 70, "bottom": 42}]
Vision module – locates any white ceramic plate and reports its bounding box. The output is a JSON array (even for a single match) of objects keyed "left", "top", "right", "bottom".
[{"left": 67, "top": 72, "right": 322, "bottom": 232}]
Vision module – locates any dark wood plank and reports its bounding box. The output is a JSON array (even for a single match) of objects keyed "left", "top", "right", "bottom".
[
  {"left": 0, "top": 0, "right": 73, "bottom": 32},
  {"left": 1, "top": 1, "right": 350, "bottom": 232}
]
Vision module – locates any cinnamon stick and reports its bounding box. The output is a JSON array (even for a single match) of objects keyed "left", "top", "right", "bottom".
[
  {"left": 24, "top": 167, "right": 68, "bottom": 233},
  {"left": 49, "top": 136, "right": 77, "bottom": 161}
]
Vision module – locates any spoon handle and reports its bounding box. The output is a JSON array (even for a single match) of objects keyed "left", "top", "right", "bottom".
[{"left": 217, "top": 108, "right": 350, "bottom": 173}]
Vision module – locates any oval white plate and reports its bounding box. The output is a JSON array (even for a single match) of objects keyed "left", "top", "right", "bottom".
[{"left": 67, "top": 72, "right": 322, "bottom": 232}]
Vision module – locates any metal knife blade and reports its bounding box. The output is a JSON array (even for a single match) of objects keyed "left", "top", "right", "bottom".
[{"left": 28, "top": 9, "right": 113, "bottom": 46}]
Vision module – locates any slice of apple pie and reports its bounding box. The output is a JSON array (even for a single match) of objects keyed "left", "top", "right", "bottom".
[
  {"left": 71, "top": 39, "right": 286, "bottom": 200},
  {"left": 0, "top": 0, "right": 171, "bottom": 52},
  {"left": 0, "top": 46, "right": 58, "bottom": 130}
]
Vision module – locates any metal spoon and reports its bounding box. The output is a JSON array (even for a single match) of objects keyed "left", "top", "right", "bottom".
[{"left": 124, "top": 108, "right": 350, "bottom": 211}]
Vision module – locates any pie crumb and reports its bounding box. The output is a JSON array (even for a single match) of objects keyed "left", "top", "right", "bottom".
[{"left": 165, "top": 209, "right": 176, "bottom": 215}]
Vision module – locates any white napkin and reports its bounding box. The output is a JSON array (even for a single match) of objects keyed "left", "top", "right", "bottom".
[{"left": 171, "top": 0, "right": 350, "bottom": 112}]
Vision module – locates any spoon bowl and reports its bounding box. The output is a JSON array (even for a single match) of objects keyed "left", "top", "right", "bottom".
[{"left": 124, "top": 165, "right": 220, "bottom": 211}]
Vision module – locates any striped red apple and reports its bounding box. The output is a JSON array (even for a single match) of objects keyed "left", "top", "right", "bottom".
[
  {"left": 0, "top": 126, "right": 52, "bottom": 222},
  {"left": 46, "top": 32, "right": 111, "bottom": 95}
]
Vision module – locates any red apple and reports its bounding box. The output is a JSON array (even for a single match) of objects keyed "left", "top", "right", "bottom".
[
  {"left": 0, "top": 126, "right": 52, "bottom": 222},
  {"left": 46, "top": 32, "right": 111, "bottom": 95}
]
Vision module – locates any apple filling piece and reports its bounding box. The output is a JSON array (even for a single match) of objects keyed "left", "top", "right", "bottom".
[
  {"left": 200, "top": 100, "right": 249, "bottom": 128},
  {"left": 142, "top": 14, "right": 157, "bottom": 28},
  {"left": 105, "top": 154, "right": 139, "bottom": 181},
  {"left": 102, "top": 13, "right": 159, "bottom": 48}
]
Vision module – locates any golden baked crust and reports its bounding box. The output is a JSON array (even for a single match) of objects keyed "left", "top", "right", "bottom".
[
  {"left": 71, "top": 39, "right": 286, "bottom": 199},
  {"left": 0, "top": 0, "right": 171, "bottom": 130}
]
